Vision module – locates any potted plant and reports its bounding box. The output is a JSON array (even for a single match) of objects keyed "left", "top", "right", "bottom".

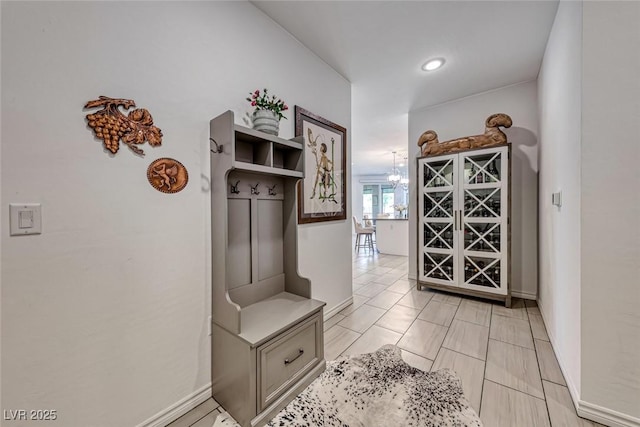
[{"left": 246, "top": 88, "right": 288, "bottom": 136}]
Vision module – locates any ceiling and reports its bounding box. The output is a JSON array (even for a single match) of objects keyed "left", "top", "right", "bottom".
[{"left": 253, "top": 0, "right": 558, "bottom": 176}]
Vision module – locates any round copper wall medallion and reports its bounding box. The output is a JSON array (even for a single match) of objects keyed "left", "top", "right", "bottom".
[{"left": 147, "top": 158, "right": 188, "bottom": 194}]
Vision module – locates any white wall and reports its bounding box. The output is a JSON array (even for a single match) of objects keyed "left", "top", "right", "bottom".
[
  {"left": 537, "top": 0, "right": 583, "bottom": 400},
  {"left": 539, "top": 1, "right": 640, "bottom": 423},
  {"left": 408, "top": 81, "right": 539, "bottom": 297},
  {"left": 0, "top": 2, "right": 351, "bottom": 426},
  {"left": 580, "top": 1, "right": 640, "bottom": 420}
]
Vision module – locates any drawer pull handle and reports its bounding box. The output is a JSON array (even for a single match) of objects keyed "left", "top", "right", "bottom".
[{"left": 284, "top": 349, "right": 304, "bottom": 365}]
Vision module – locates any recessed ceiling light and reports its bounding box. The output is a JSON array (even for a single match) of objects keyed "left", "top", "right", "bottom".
[{"left": 422, "top": 58, "right": 445, "bottom": 72}]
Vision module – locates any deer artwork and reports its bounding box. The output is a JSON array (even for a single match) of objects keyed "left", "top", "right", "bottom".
[{"left": 417, "top": 113, "right": 512, "bottom": 157}]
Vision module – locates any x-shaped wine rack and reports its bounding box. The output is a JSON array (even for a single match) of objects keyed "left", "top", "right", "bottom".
[
  {"left": 465, "top": 222, "right": 501, "bottom": 253},
  {"left": 423, "top": 252, "right": 454, "bottom": 281}
]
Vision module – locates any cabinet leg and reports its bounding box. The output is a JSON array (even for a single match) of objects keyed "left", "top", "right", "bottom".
[{"left": 505, "top": 295, "right": 512, "bottom": 308}]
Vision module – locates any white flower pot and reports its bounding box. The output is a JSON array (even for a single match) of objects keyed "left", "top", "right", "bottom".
[{"left": 252, "top": 110, "right": 280, "bottom": 136}]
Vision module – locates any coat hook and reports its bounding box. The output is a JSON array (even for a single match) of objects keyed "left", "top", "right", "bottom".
[
  {"left": 267, "top": 184, "right": 277, "bottom": 196},
  {"left": 230, "top": 180, "right": 240, "bottom": 194},
  {"left": 209, "top": 137, "right": 223, "bottom": 154},
  {"left": 250, "top": 182, "right": 260, "bottom": 195}
]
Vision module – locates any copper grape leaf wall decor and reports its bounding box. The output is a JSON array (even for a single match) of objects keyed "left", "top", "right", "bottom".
[
  {"left": 147, "top": 158, "right": 188, "bottom": 194},
  {"left": 84, "top": 96, "right": 163, "bottom": 156}
]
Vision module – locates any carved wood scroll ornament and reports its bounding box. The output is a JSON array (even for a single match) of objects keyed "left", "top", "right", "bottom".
[
  {"left": 85, "top": 96, "right": 163, "bottom": 156},
  {"left": 147, "top": 158, "right": 188, "bottom": 194},
  {"left": 417, "top": 113, "right": 512, "bottom": 157}
]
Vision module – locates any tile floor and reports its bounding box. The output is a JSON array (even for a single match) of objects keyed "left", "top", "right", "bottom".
[{"left": 167, "top": 252, "right": 601, "bottom": 427}]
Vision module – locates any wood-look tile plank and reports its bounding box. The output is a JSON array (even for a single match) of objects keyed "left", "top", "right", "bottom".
[
  {"left": 338, "top": 294, "right": 369, "bottom": 316},
  {"left": 323, "top": 313, "right": 345, "bottom": 332},
  {"left": 397, "top": 289, "right": 434, "bottom": 310},
  {"left": 342, "top": 325, "right": 402, "bottom": 357},
  {"left": 337, "top": 304, "right": 387, "bottom": 333},
  {"left": 442, "top": 319, "right": 489, "bottom": 360},
  {"left": 369, "top": 266, "right": 393, "bottom": 275},
  {"left": 375, "top": 304, "right": 420, "bottom": 334},
  {"left": 418, "top": 300, "right": 458, "bottom": 327},
  {"left": 529, "top": 313, "right": 550, "bottom": 341},
  {"left": 432, "top": 348, "right": 485, "bottom": 413},
  {"left": 386, "top": 278, "right": 413, "bottom": 294},
  {"left": 370, "top": 273, "right": 400, "bottom": 286},
  {"left": 365, "top": 290, "right": 404, "bottom": 310},
  {"left": 490, "top": 313, "right": 534, "bottom": 349},
  {"left": 352, "top": 267, "right": 368, "bottom": 278},
  {"left": 535, "top": 339, "right": 566, "bottom": 386},
  {"left": 401, "top": 350, "right": 433, "bottom": 372},
  {"left": 485, "top": 339, "right": 544, "bottom": 399},
  {"left": 527, "top": 305, "right": 542, "bottom": 316},
  {"left": 397, "top": 319, "right": 447, "bottom": 360},
  {"left": 352, "top": 273, "right": 378, "bottom": 285},
  {"left": 525, "top": 299, "right": 542, "bottom": 316},
  {"left": 454, "top": 299, "right": 492, "bottom": 327},
  {"left": 543, "top": 380, "right": 600, "bottom": 427},
  {"left": 493, "top": 297, "right": 529, "bottom": 321},
  {"left": 354, "top": 283, "right": 388, "bottom": 298},
  {"left": 324, "top": 325, "right": 361, "bottom": 360},
  {"left": 480, "top": 380, "right": 550, "bottom": 427},
  {"left": 382, "top": 268, "right": 406, "bottom": 281},
  {"left": 431, "top": 291, "right": 463, "bottom": 306},
  {"left": 190, "top": 408, "right": 222, "bottom": 427},
  {"left": 166, "top": 398, "right": 218, "bottom": 427}
]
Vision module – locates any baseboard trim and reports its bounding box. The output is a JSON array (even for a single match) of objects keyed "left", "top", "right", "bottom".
[
  {"left": 537, "top": 300, "right": 582, "bottom": 413},
  {"left": 578, "top": 400, "right": 640, "bottom": 427},
  {"left": 136, "top": 383, "right": 212, "bottom": 427},
  {"left": 324, "top": 296, "right": 353, "bottom": 320},
  {"left": 537, "top": 303, "right": 640, "bottom": 427},
  {"left": 510, "top": 290, "right": 537, "bottom": 300}
]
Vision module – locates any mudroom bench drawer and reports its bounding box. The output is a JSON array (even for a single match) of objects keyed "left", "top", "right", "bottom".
[{"left": 257, "top": 313, "right": 322, "bottom": 411}]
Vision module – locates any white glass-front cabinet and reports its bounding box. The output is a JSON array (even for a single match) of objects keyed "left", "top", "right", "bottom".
[{"left": 418, "top": 145, "right": 510, "bottom": 306}]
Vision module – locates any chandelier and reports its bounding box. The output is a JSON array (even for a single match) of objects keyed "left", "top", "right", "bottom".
[
  {"left": 400, "top": 156, "right": 409, "bottom": 190},
  {"left": 388, "top": 151, "right": 402, "bottom": 188},
  {"left": 388, "top": 152, "right": 410, "bottom": 189}
]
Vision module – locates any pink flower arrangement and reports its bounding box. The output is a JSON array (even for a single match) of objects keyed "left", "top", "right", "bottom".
[{"left": 246, "top": 88, "right": 288, "bottom": 120}]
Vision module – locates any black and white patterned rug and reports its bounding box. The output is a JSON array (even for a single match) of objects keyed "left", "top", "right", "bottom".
[{"left": 214, "top": 344, "right": 482, "bottom": 427}]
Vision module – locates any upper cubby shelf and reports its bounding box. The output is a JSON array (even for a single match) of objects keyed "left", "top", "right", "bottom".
[{"left": 210, "top": 111, "right": 304, "bottom": 179}]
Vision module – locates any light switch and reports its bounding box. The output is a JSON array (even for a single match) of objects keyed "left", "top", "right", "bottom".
[
  {"left": 19, "top": 210, "right": 34, "bottom": 228},
  {"left": 9, "top": 203, "right": 42, "bottom": 236},
  {"left": 552, "top": 191, "right": 562, "bottom": 208}
]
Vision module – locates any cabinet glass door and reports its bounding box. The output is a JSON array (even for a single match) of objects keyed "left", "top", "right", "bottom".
[
  {"left": 458, "top": 147, "right": 507, "bottom": 294},
  {"left": 419, "top": 155, "right": 458, "bottom": 284}
]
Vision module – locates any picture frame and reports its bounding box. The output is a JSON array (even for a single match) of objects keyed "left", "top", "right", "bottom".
[{"left": 295, "top": 106, "right": 347, "bottom": 224}]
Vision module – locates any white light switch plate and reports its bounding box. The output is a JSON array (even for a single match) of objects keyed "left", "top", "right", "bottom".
[
  {"left": 552, "top": 191, "right": 562, "bottom": 207},
  {"left": 9, "top": 203, "right": 42, "bottom": 236}
]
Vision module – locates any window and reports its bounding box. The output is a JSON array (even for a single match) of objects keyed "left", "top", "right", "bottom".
[
  {"left": 382, "top": 185, "right": 395, "bottom": 216},
  {"left": 363, "top": 194, "right": 373, "bottom": 219},
  {"left": 362, "top": 185, "right": 379, "bottom": 220}
]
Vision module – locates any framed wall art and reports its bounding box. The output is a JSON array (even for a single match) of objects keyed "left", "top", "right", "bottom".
[{"left": 295, "top": 106, "right": 347, "bottom": 224}]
